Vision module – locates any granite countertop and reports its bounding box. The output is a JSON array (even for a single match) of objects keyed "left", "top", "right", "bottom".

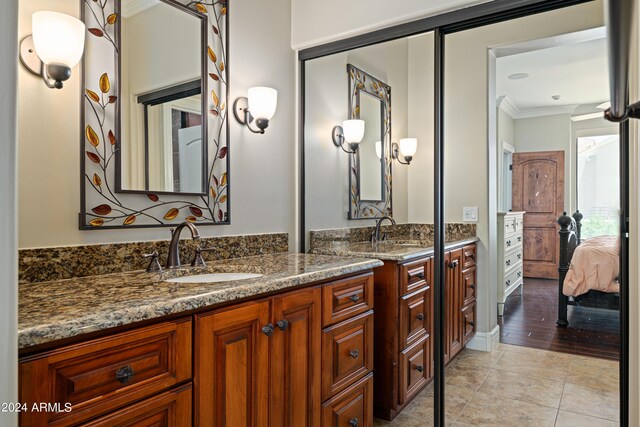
[
  {"left": 19, "top": 253, "right": 383, "bottom": 349},
  {"left": 311, "top": 237, "right": 479, "bottom": 262}
]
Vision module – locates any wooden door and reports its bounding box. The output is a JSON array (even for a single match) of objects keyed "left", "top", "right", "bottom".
[
  {"left": 271, "top": 287, "right": 322, "bottom": 427},
  {"left": 195, "top": 301, "right": 271, "bottom": 427},
  {"left": 447, "top": 249, "right": 463, "bottom": 361},
  {"left": 512, "top": 151, "right": 564, "bottom": 279}
]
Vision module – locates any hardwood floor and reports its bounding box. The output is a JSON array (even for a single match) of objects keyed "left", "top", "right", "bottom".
[{"left": 499, "top": 278, "right": 620, "bottom": 360}]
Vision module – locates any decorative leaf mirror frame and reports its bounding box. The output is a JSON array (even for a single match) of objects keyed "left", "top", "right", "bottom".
[
  {"left": 347, "top": 64, "right": 392, "bottom": 220},
  {"left": 80, "top": 0, "right": 229, "bottom": 229}
]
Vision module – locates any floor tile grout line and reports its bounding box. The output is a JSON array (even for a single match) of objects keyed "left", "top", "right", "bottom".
[{"left": 559, "top": 408, "right": 621, "bottom": 424}]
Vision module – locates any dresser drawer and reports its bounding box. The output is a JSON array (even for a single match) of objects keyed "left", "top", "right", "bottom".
[
  {"left": 79, "top": 384, "right": 192, "bottom": 426},
  {"left": 504, "top": 233, "right": 522, "bottom": 251},
  {"left": 321, "top": 373, "right": 373, "bottom": 427},
  {"left": 461, "top": 244, "right": 476, "bottom": 269},
  {"left": 399, "top": 335, "right": 430, "bottom": 406},
  {"left": 322, "top": 311, "right": 374, "bottom": 400},
  {"left": 505, "top": 264, "right": 523, "bottom": 290},
  {"left": 399, "top": 287, "right": 430, "bottom": 349},
  {"left": 504, "top": 216, "right": 517, "bottom": 235},
  {"left": 462, "top": 266, "right": 476, "bottom": 307},
  {"left": 322, "top": 273, "right": 374, "bottom": 327},
  {"left": 20, "top": 319, "right": 192, "bottom": 426},
  {"left": 462, "top": 302, "right": 476, "bottom": 345},
  {"left": 504, "top": 246, "right": 523, "bottom": 271},
  {"left": 515, "top": 216, "right": 524, "bottom": 233},
  {"left": 400, "top": 257, "right": 431, "bottom": 296}
]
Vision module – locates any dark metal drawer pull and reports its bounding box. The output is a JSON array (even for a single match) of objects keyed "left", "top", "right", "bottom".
[
  {"left": 349, "top": 349, "right": 360, "bottom": 359},
  {"left": 468, "top": 320, "right": 475, "bottom": 327},
  {"left": 448, "top": 260, "right": 459, "bottom": 269},
  {"left": 506, "top": 279, "right": 511, "bottom": 286},
  {"left": 470, "top": 284, "right": 475, "bottom": 290},
  {"left": 416, "top": 365, "right": 424, "bottom": 373},
  {"left": 517, "top": 236, "right": 522, "bottom": 242},
  {"left": 276, "top": 319, "right": 289, "bottom": 331},
  {"left": 517, "top": 253, "right": 522, "bottom": 259},
  {"left": 116, "top": 365, "right": 134, "bottom": 384},
  {"left": 416, "top": 313, "right": 425, "bottom": 321},
  {"left": 506, "top": 240, "right": 512, "bottom": 247},
  {"left": 349, "top": 418, "right": 359, "bottom": 427},
  {"left": 506, "top": 260, "right": 511, "bottom": 266},
  {"left": 415, "top": 272, "right": 425, "bottom": 280},
  {"left": 468, "top": 254, "right": 475, "bottom": 259},
  {"left": 349, "top": 294, "right": 360, "bottom": 303},
  {"left": 261, "top": 324, "right": 274, "bottom": 337}
]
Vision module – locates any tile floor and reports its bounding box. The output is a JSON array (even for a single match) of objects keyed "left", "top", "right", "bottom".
[{"left": 374, "top": 344, "right": 620, "bottom": 426}]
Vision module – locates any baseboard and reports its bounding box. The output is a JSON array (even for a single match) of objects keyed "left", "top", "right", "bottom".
[{"left": 466, "top": 325, "right": 500, "bottom": 352}]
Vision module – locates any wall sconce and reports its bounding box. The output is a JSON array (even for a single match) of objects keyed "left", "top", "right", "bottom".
[
  {"left": 332, "top": 119, "right": 365, "bottom": 153},
  {"left": 392, "top": 138, "right": 417, "bottom": 165},
  {"left": 233, "top": 87, "right": 278, "bottom": 134},
  {"left": 19, "top": 11, "right": 86, "bottom": 89}
]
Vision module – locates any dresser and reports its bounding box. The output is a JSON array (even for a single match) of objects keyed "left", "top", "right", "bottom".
[{"left": 497, "top": 212, "right": 525, "bottom": 316}]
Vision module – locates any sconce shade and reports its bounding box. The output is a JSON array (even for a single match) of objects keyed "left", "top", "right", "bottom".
[
  {"left": 375, "top": 141, "right": 382, "bottom": 159},
  {"left": 342, "top": 119, "right": 365, "bottom": 144},
  {"left": 248, "top": 87, "right": 278, "bottom": 120},
  {"left": 32, "top": 11, "right": 85, "bottom": 67},
  {"left": 399, "top": 138, "right": 418, "bottom": 157}
]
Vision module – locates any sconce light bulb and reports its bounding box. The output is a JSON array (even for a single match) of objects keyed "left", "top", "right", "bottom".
[
  {"left": 399, "top": 138, "right": 418, "bottom": 157},
  {"left": 32, "top": 11, "right": 85, "bottom": 68},
  {"left": 248, "top": 87, "right": 278, "bottom": 120},
  {"left": 342, "top": 119, "right": 365, "bottom": 144}
]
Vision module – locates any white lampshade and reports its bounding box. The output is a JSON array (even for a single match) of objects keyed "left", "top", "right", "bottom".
[
  {"left": 375, "top": 141, "right": 382, "bottom": 159},
  {"left": 248, "top": 87, "right": 278, "bottom": 120},
  {"left": 342, "top": 119, "right": 365, "bottom": 144},
  {"left": 32, "top": 11, "right": 86, "bottom": 67},
  {"left": 399, "top": 138, "right": 418, "bottom": 157}
]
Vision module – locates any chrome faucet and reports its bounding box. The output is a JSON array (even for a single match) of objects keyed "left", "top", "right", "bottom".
[
  {"left": 166, "top": 221, "right": 200, "bottom": 269},
  {"left": 371, "top": 216, "right": 396, "bottom": 243}
]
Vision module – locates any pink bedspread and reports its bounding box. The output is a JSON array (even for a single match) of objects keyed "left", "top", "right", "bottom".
[{"left": 563, "top": 235, "right": 619, "bottom": 297}]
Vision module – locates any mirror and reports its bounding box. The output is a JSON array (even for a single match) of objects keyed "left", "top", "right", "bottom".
[
  {"left": 117, "top": 0, "right": 207, "bottom": 195},
  {"left": 357, "top": 91, "right": 384, "bottom": 201},
  {"left": 80, "top": 0, "right": 229, "bottom": 229}
]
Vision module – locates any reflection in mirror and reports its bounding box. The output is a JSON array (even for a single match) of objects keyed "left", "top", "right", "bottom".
[
  {"left": 118, "top": 0, "right": 206, "bottom": 194},
  {"left": 358, "top": 91, "right": 383, "bottom": 201},
  {"left": 304, "top": 33, "right": 436, "bottom": 425},
  {"left": 444, "top": 2, "right": 620, "bottom": 425}
]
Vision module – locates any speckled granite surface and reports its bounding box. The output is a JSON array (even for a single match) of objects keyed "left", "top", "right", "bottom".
[
  {"left": 309, "top": 223, "right": 475, "bottom": 249},
  {"left": 19, "top": 233, "right": 289, "bottom": 284},
  {"left": 311, "top": 238, "right": 479, "bottom": 262},
  {"left": 18, "top": 253, "right": 383, "bottom": 349}
]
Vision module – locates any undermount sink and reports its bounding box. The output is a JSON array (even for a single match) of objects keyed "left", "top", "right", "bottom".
[{"left": 165, "top": 273, "right": 263, "bottom": 284}]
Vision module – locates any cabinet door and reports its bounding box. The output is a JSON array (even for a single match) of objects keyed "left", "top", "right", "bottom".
[
  {"left": 446, "top": 248, "right": 463, "bottom": 362},
  {"left": 271, "top": 287, "right": 322, "bottom": 427},
  {"left": 195, "top": 300, "right": 271, "bottom": 427}
]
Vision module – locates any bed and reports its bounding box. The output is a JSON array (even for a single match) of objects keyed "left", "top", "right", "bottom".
[{"left": 556, "top": 211, "right": 620, "bottom": 327}]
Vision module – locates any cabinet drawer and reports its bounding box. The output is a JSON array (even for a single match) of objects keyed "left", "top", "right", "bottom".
[
  {"left": 504, "top": 233, "right": 522, "bottom": 251},
  {"left": 462, "top": 266, "right": 476, "bottom": 307},
  {"left": 20, "top": 319, "right": 192, "bottom": 426},
  {"left": 505, "top": 263, "right": 523, "bottom": 290},
  {"left": 504, "top": 246, "right": 523, "bottom": 271},
  {"left": 79, "top": 384, "right": 192, "bottom": 426},
  {"left": 462, "top": 302, "right": 476, "bottom": 345},
  {"left": 461, "top": 244, "right": 476, "bottom": 269},
  {"left": 399, "top": 287, "right": 430, "bottom": 349},
  {"left": 322, "top": 273, "right": 374, "bottom": 327},
  {"left": 400, "top": 257, "right": 431, "bottom": 296},
  {"left": 322, "top": 311, "right": 374, "bottom": 400},
  {"left": 399, "top": 335, "right": 430, "bottom": 406},
  {"left": 504, "top": 216, "right": 517, "bottom": 235},
  {"left": 515, "top": 216, "right": 524, "bottom": 233},
  {"left": 321, "top": 373, "right": 373, "bottom": 427}
]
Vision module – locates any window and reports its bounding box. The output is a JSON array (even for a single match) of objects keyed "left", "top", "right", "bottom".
[{"left": 576, "top": 134, "right": 619, "bottom": 239}]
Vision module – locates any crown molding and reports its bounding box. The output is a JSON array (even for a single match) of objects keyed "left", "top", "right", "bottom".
[
  {"left": 497, "top": 95, "right": 578, "bottom": 119},
  {"left": 497, "top": 95, "right": 519, "bottom": 119}
]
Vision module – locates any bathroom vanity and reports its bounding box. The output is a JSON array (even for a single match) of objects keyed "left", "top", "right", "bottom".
[{"left": 18, "top": 254, "right": 381, "bottom": 427}]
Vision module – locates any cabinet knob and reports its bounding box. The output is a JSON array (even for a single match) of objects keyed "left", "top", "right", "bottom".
[
  {"left": 448, "top": 260, "right": 459, "bottom": 269},
  {"left": 506, "top": 260, "right": 511, "bottom": 266},
  {"left": 468, "top": 320, "right": 475, "bottom": 327},
  {"left": 470, "top": 284, "right": 475, "bottom": 290},
  {"left": 517, "top": 271, "right": 522, "bottom": 277},
  {"left": 261, "top": 324, "right": 274, "bottom": 337},
  {"left": 517, "top": 253, "right": 522, "bottom": 259},
  {"left": 506, "top": 240, "right": 512, "bottom": 247},
  {"left": 115, "top": 365, "right": 135, "bottom": 384},
  {"left": 349, "top": 349, "right": 360, "bottom": 359},
  {"left": 350, "top": 294, "right": 360, "bottom": 303},
  {"left": 506, "top": 279, "right": 511, "bottom": 286},
  {"left": 416, "top": 272, "right": 425, "bottom": 280},
  {"left": 276, "top": 319, "right": 289, "bottom": 331},
  {"left": 416, "top": 365, "right": 424, "bottom": 373},
  {"left": 416, "top": 313, "right": 425, "bottom": 321},
  {"left": 349, "top": 418, "right": 359, "bottom": 427},
  {"left": 517, "top": 236, "right": 522, "bottom": 242}
]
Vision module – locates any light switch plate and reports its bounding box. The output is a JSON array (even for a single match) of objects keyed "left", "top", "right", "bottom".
[{"left": 463, "top": 207, "right": 478, "bottom": 222}]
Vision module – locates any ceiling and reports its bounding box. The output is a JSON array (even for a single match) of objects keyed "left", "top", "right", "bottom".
[{"left": 496, "top": 33, "right": 609, "bottom": 119}]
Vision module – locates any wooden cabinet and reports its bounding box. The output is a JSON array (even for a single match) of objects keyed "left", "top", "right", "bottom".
[
  {"left": 20, "top": 271, "right": 375, "bottom": 427},
  {"left": 373, "top": 243, "right": 477, "bottom": 421},
  {"left": 19, "top": 319, "right": 192, "bottom": 427}
]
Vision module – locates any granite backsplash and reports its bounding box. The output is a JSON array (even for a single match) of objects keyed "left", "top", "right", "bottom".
[
  {"left": 309, "top": 223, "right": 476, "bottom": 249},
  {"left": 19, "top": 233, "right": 289, "bottom": 284}
]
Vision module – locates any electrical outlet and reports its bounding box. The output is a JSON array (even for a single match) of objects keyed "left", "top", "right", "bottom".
[{"left": 463, "top": 207, "right": 478, "bottom": 222}]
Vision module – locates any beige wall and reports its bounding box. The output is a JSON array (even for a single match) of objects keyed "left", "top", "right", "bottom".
[
  {"left": 1, "top": 0, "right": 18, "bottom": 424},
  {"left": 18, "top": 0, "right": 295, "bottom": 250}
]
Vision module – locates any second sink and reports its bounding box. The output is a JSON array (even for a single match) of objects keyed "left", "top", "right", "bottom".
[{"left": 165, "top": 273, "right": 263, "bottom": 284}]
